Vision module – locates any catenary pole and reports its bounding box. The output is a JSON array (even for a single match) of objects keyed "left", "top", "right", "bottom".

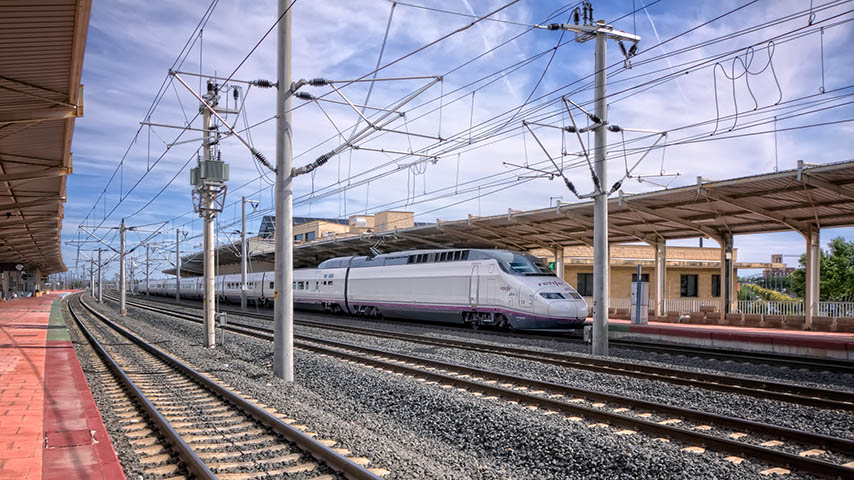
[
  {"left": 176, "top": 228, "right": 181, "bottom": 301},
  {"left": 146, "top": 245, "right": 150, "bottom": 296},
  {"left": 119, "top": 219, "right": 127, "bottom": 315},
  {"left": 535, "top": 7, "right": 640, "bottom": 356},
  {"left": 241, "top": 196, "right": 248, "bottom": 311},
  {"left": 202, "top": 90, "right": 216, "bottom": 349},
  {"left": 274, "top": 0, "right": 294, "bottom": 381},
  {"left": 592, "top": 27, "right": 609, "bottom": 356},
  {"left": 97, "top": 248, "right": 102, "bottom": 302}
]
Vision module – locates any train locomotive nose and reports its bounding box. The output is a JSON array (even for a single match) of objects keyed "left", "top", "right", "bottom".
[{"left": 548, "top": 300, "right": 586, "bottom": 320}]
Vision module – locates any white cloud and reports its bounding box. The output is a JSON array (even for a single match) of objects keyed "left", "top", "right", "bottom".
[{"left": 63, "top": 0, "right": 853, "bottom": 276}]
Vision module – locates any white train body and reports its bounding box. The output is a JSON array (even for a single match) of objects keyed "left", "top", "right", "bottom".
[{"left": 145, "top": 249, "right": 587, "bottom": 329}]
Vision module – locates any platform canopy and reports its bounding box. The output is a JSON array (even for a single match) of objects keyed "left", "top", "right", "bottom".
[
  {"left": 169, "top": 160, "right": 854, "bottom": 273},
  {"left": 0, "top": 0, "right": 91, "bottom": 273}
]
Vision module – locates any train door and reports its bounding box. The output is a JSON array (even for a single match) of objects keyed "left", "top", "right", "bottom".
[{"left": 469, "top": 265, "right": 479, "bottom": 306}]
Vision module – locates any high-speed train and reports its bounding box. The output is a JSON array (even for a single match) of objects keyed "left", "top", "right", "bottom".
[{"left": 146, "top": 249, "right": 588, "bottom": 329}]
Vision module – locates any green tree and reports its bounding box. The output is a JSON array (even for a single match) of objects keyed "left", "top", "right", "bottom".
[{"left": 790, "top": 237, "right": 854, "bottom": 301}]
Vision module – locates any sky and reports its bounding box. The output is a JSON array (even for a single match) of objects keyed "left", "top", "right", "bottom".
[{"left": 63, "top": 0, "right": 854, "bottom": 280}]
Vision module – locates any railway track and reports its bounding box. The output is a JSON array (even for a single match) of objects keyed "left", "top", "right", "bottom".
[
  {"left": 113, "top": 294, "right": 854, "bottom": 411},
  {"left": 104, "top": 294, "right": 854, "bottom": 478},
  {"left": 69, "top": 294, "right": 384, "bottom": 480},
  {"left": 128, "top": 293, "right": 854, "bottom": 375}
]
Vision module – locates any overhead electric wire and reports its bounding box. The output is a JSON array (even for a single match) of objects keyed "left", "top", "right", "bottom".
[{"left": 104, "top": 0, "right": 853, "bottom": 256}]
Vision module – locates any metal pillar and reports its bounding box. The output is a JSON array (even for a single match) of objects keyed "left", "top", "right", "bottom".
[
  {"left": 146, "top": 245, "right": 150, "bottom": 296},
  {"left": 129, "top": 257, "right": 134, "bottom": 295},
  {"left": 97, "top": 248, "right": 103, "bottom": 303},
  {"left": 805, "top": 226, "right": 820, "bottom": 329},
  {"left": 553, "top": 246, "right": 565, "bottom": 280},
  {"left": 241, "top": 196, "right": 248, "bottom": 311},
  {"left": 202, "top": 90, "right": 216, "bottom": 349},
  {"left": 654, "top": 240, "right": 666, "bottom": 318},
  {"left": 274, "top": 0, "right": 295, "bottom": 381},
  {"left": 176, "top": 228, "right": 181, "bottom": 301},
  {"left": 119, "top": 220, "right": 127, "bottom": 315},
  {"left": 718, "top": 233, "right": 734, "bottom": 315},
  {"left": 89, "top": 260, "right": 94, "bottom": 297},
  {"left": 591, "top": 29, "right": 609, "bottom": 357}
]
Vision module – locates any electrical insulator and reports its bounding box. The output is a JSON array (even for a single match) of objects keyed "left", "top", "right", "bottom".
[
  {"left": 628, "top": 43, "right": 639, "bottom": 57},
  {"left": 250, "top": 79, "right": 275, "bottom": 88},
  {"left": 233, "top": 87, "right": 239, "bottom": 102}
]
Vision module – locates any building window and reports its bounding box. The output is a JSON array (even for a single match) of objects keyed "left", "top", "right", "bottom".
[
  {"left": 631, "top": 273, "right": 650, "bottom": 282},
  {"left": 306, "top": 231, "right": 316, "bottom": 241},
  {"left": 576, "top": 273, "right": 594, "bottom": 296},
  {"left": 294, "top": 233, "right": 304, "bottom": 243},
  {"left": 680, "top": 274, "right": 698, "bottom": 297},
  {"left": 711, "top": 274, "right": 721, "bottom": 297}
]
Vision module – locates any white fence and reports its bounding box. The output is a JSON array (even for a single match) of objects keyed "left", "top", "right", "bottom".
[{"left": 582, "top": 297, "right": 854, "bottom": 317}]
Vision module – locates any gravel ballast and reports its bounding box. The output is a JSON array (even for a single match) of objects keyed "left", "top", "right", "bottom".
[{"left": 81, "top": 295, "right": 843, "bottom": 479}]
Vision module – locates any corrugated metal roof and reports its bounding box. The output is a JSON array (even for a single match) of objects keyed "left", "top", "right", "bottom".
[
  {"left": 0, "top": 0, "right": 91, "bottom": 274},
  {"left": 171, "top": 160, "right": 854, "bottom": 274}
]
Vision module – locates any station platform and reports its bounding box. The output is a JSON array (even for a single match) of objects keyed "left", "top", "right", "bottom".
[
  {"left": 598, "top": 318, "right": 854, "bottom": 360},
  {"left": 0, "top": 293, "right": 124, "bottom": 480}
]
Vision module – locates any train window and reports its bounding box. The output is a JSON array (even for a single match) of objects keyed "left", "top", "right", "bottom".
[
  {"left": 439, "top": 252, "right": 446, "bottom": 261},
  {"left": 461, "top": 250, "right": 469, "bottom": 260},
  {"left": 540, "top": 292, "right": 566, "bottom": 300},
  {"left": 270, "top": 282, "right": 274, "bottom": 289}
]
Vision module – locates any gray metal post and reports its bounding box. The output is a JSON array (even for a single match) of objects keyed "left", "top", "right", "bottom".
[
  {"left": 553, "top": 246, "right": 565, "bottom": 280},
  {"left": 591, "top": 29, "right": 609, "bottom": 356},
  {"left": 718, "top": 233, "right": 734, "bottom": 315},
  {"left": 146, "top": 245, "right": 150, "bottom": 296},
  {"left": 634, "top": 264, "right": 642, "bottom": 324},
  {"left": 805, "top": 226, "right": 820, "bottom": 328},
  {"left": 202, "top": 95, "right": 216, "bottom": 349},
  {"left": 274, "top": 0, "right": 295, "bottom": 381},
  {"left": 654, "top": 240, "right": 666, "bottom": 318},
  {"left": 129, "top": 256, "right": 134, "bottom": 295},
  {"left": 119, "top": 220, "right": 127, "bottom": 315},
  {"left": 176, "top": 228, "right": 181, "bottom": 301},
  {"left": 97, "top": 248, "right": 102, "bottom": 303},
  {"left": 241, "top": 196, "right": 248, "bottom": 311},
  {"left": 89, "top": 259, "right": 94, "bottom": 297}
]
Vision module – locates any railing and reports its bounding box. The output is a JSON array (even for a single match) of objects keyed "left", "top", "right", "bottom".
[
  {"left": 663, "top": 298, "right": 720, "bottom": 314},
  {"left": 737, "top": 300, "right": 803, "bottom": 316},
  {"left": 580, "top": 297, "right": 854, "bottom": 318},
  {"left": 818, "top": 301, "right": 854, "bottom": 318},
  {"left": 736, "top": 300, "right": 854, "bottom": 318}
]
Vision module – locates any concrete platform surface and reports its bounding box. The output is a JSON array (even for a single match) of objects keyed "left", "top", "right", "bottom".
[
  {"left": 599, "top": 318, "right": 854, "bottom": 360},
  {"left": 0, "top": 293, "right": 124, "bottom": 480}
]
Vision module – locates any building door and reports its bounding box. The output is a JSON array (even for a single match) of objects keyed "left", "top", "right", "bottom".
[{"left": 469, "top": 265, "right": 479, "bottom": 306}]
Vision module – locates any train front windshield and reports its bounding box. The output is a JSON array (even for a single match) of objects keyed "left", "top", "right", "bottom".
[{"left": 493, "top": 252, "right": 555, "bottom": 276}]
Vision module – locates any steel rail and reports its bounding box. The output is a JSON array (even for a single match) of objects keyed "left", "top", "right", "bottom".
[
  {"left": 78, "top": 295, "right": 383, "bottom": 480},
  {"left": 67, "top": 296, "right": 217, "bottom": 480},
  {"left": 112, "top": 296, "right": 854, "bottom": 410},
  {"left": 106, "top": 296, "right": 854, "bottom": 477},
  {"left": 126, "top": 293, "right": 854, "bottom": 374}
]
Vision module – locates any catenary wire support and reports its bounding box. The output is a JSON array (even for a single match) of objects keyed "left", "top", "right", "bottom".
[
  {"left": 535, "top": 7, "right": 641, "bottom": 357},
  {"left": 169, "top": 70, "right": 274, "bottom": 173}
]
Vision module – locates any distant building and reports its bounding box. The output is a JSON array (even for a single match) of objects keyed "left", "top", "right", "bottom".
[
  {"left": 762, "top": 253, "right": 796, "bottom": 279},
  {"left": 258, "top": 211, "right": 424, "bottom": 245}
]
